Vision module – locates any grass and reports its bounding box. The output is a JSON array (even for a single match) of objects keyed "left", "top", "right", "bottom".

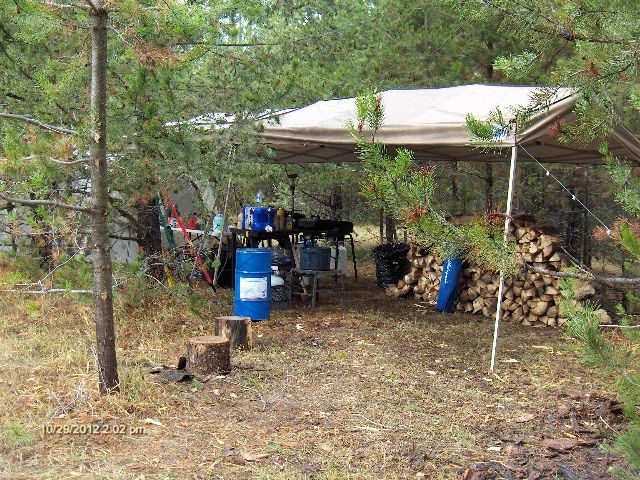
[{"left": 0, "top": 255, "right": 633, "bottom": 479}]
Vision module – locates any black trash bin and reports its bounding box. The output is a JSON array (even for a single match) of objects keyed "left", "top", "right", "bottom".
[
  {"left": 198, "top": 249, "right": 233, "bottom": 288},
  {"left": 372, "top": 243, "right": 411, "bottom": 288}
]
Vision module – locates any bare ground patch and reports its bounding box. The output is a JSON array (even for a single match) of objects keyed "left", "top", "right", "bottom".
[{"left": 0, "top": 265, "right": 630, "bottom": 479}]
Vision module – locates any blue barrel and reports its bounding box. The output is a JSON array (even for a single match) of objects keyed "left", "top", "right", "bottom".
[
  {"left": 234, "top": 248, "right": 272, "bottom": 321},
  {"left": 435, "top": 257, "right": 462, "bottom": 313}
]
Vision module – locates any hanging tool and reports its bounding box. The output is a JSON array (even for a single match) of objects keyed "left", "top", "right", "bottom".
[
  {"left": 162, "top": 192, "right": 214, "bottom": 286},
  {"left": 157, "top": 199, "right": 176, "bottom": 250}
]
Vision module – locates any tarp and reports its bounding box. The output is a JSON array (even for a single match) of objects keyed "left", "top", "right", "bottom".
[{"left": 260, "top": 84, "right": 640, "bottom": 164}]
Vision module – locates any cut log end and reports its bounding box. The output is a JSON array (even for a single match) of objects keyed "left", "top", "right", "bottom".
[
  {"left": 186, "top": 335, "right": 231, "bottom": 378},
  {"left": 215, "top": 316, "right": 253, "bottom": 350}
]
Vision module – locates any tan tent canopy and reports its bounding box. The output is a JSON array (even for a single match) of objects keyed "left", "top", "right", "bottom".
[
  {"left": 260, "top": 84, "right": 640, "bottom": 165},
  {"left": 260, "top": 84, "right": 640, "bottom": 372}
]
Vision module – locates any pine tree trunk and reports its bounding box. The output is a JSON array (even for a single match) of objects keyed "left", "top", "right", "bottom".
[
  {"left": 136, "top": 198, "right": 163, "bottom": 280},
  {"left": 485, "top": 162, "right": 493, "bottom": 211},
  {"left": 7, "top": 204, "right": 17, "bottom": 254},
  {"left": 451, "top": 161, "right": 459, "bottom": 214},
  {"left": 330, "top": 184, "right": 343, "bottom": 220},
  {"left": 385, "top": 214, "right": 396, "bottom": 244},
  {"left": 89, "top": 2, "right": 119, "bottom": 394},
  {"left": 578, "top": 166, "right": 591, "bottom": 266}
]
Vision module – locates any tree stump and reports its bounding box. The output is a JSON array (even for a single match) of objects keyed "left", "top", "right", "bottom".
[
  {"left": 214, "top": 316, "right": 253, "bottom": 350},
  {"left": 186, "top": 336, "right": 230, "bottom": 377}
]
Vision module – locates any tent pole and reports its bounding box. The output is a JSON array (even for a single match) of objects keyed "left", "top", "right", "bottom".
[{"left": 490, "top": 144, "right": 518, "bottom": 372}]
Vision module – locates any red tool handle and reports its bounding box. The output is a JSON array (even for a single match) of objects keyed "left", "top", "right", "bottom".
[{"left": 163, "top": 193, "right": 213, "bottom": 285}]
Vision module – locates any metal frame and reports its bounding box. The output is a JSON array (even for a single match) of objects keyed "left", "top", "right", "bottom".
[{"left": 490, "top": 145, "right": 518, "bottom": 372}]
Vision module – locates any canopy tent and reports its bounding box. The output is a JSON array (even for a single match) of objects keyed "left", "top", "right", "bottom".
[
  {"left": 260, "top": 84, "right": 640, "bottom": 165},
  {"left": 258, "top": 84, "right": 640, "bottom": 372}
]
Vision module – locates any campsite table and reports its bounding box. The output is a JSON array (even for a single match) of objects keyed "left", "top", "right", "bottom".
[
  {"left": 296, "top": 228, "right": 357, "bottom": 281},
  {"left": 229, "top": 225, "right": 358, "bottom": 283},
  {"left": 290, "top": 268, "right": 345, "bottom": 310}
]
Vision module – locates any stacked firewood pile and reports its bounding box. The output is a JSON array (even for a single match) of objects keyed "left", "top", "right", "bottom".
[{"left": 385, "top": 218, "right": 598, "bottom": 327}]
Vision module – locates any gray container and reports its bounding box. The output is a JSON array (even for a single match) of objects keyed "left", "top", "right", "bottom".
[{"left": 300, "top": 247, "right": 331, "bottom": 270}]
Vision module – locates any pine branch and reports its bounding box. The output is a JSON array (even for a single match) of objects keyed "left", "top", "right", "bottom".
[
  {"left": 0, "top": 112, "right": 76, "bottom": 135},
  {"left": 0, "top": 194, "right": 92, "bottom": 213},
  {"left": 108, "top": 233, "right": 137, "bottom": 242},
  {"left": 173, "top": 41, "right": 296, "bottom": 48},
  {"left": 1, "top": 288, "right": 92, "bottom": 294},
  {"left": 17, "top": 155, "right": 88, "bottom": 165},
  {"left": 107, "top": 196, "right": 139, "bottom": 227},
  {"left": 49, "top": 157, "right": 88, "bottom": 165},
  {"left": 84, "top": 0, "right": 99, "bottom": 13},
  {"left": 522, "top": 261, "right": 640, "bottom": 285},
  {"left": 41, "top": 0, "right": 90, "bottom": 10},
  {"left": 497, "top": 0, "right": 634, "bottom": 46}
]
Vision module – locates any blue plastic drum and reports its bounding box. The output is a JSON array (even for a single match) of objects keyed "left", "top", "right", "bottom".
[
  {"left": 435, "top": 257, "right": 462, "bottom": 313},
  {"left": 234, "top": 248, "right": 272, "bottom": 321}
]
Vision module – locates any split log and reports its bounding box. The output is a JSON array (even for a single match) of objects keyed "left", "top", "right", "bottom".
[
  {"left": 186, "top": 336, "right": 231, "bottom": 377},
  {"left": 545, "top": 285, "right": 560, "bottom": 296},
  {"left": 529, "top": 300, "right": 549, "bottom": 316},
  {"left": 388, "top": 220, "right": 606, "bottom": 326},
  {"left": 472, "top": 297, "right": 484, "bottom": 313},
  {"left": 215, "top": 316, "right": 253, "bottom": 350}
]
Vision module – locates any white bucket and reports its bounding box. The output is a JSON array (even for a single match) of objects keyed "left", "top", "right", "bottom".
[{"left": 330, "top": 245, "right": 348, "bottom": 274}]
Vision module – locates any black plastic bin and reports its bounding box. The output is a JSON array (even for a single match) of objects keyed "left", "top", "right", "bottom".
[
  {"left": 300, "top": 247, "right": 331, "bottom": 270},
  {"left": 372, "top": 243, "right": 411, "bottom": 288},
  {"left": 201, "top": 249, "right": 233, "bottom": 288}
]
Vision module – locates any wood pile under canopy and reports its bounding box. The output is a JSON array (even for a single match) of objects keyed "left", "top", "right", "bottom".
[{"left": 385, "top": 218, "right": 597, "bottom": 327}]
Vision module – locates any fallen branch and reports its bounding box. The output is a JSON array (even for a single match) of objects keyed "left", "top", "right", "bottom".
[
  {"left": 46, "top": 381, "right": 88, "bottom": 421},
  {"left": 598, "top": 415, "right": 620, "bottom": 434},
  {"left": 353, "top": 413, "right": 407, "bottom": 431}
]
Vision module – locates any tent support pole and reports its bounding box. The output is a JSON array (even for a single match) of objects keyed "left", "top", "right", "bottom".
[{"left": 490, "top": 144, "right": 518, "bottom": 372}]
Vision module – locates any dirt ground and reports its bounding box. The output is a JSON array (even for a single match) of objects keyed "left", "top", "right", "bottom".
[{"left": 0, "top": 263, "right": 632, "bottom": 479}]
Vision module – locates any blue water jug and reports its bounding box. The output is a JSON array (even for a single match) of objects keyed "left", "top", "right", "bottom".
[
  {"left": 252, "top": 207, "right": 276, "bottom": 232},
  {"left": 242, "top": 206, "right": 276, "bottom": 232}
]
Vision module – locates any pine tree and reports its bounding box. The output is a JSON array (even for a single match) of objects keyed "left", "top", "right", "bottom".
[
  {"left": 348, "top": 91, "right": 516, "bottom": 273},
  {"left": 458, "top": 0, "right": 640, "bottom": 470}
]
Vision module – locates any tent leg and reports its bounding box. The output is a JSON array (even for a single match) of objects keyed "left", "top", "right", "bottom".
[{"left": 490, "top": 145, "right": 518, "bottom": 372}]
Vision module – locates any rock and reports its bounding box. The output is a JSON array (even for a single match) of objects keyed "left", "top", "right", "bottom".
[
  {"left": 542, "top": 438, "right": 578, "bottom": 453},
  {"left": 594, "top": 308, "right": 611, "bottom": 324}
]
